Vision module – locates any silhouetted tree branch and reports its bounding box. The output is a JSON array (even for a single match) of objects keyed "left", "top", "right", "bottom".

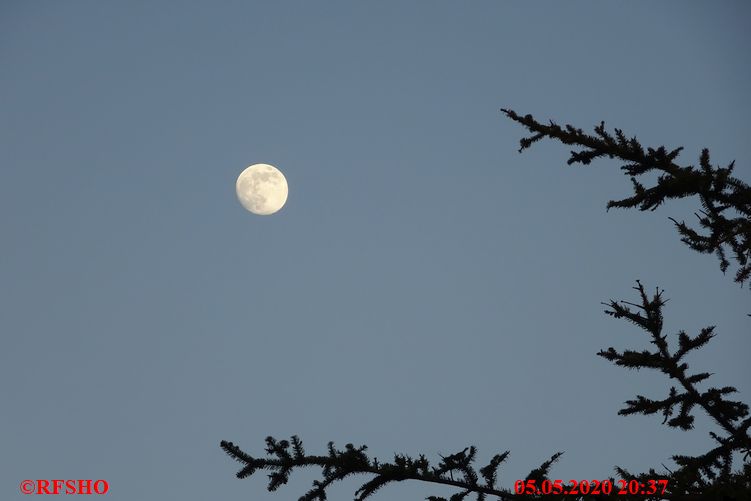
[
  {"left": 598, "top": 280, "right": 750, "bottom": 497},
  {"left": 500, "top": 108, "right": 751, "bottom": 289},
  {"left": 220, "top": 437, "right": 565, "bottom": 501},
  {"left": 220, "top": 109, "right": 751, "bottom": 500}
]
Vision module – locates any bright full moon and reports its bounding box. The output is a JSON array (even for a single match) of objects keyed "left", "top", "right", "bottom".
[{"left": 236, "top": 163, "right": 288, "bottom": 215}]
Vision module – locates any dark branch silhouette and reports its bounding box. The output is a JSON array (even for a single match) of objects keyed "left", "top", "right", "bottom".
[
  {"left": 500, "top": 108, "right": 751, "bottom": 289},
  {"left": 220, "top": 109, "right": 751, "bottom": 500},
  {"left": 220, "top": 437, "right": 563, "bottom": 501}
]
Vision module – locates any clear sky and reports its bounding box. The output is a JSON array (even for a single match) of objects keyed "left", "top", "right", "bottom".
[{"left": 2, "top": 1, "right": 749, "bottom": 500}]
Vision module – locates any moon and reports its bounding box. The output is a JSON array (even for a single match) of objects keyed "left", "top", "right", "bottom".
[{"left": 236, "top": 163, "right": 289, "bottom": 215}]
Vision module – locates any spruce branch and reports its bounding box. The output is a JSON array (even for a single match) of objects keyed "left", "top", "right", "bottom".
[
  {"left": 220, "top": 436, "right": 568, "bottom": 501},
  {"left": 220, "top": 435, "right": 744, "bottom": 500},
  {"left": 598, "top": 281, "right": 751, "bottom": 492},
  {"left": 501, "top": 108, "right": 751, "bottom": 289}
]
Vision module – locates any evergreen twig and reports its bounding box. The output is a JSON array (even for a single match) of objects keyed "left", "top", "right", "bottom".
[
  {"left": 599, "top": 280, "right": 751, "bottom": 496},
  {"left": 500, "top": 108, "right": 751, "bottom": 289}
]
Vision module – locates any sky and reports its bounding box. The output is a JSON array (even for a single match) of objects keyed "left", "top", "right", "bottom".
[{"left": 1, "top": 1, "right": 749, "bottom": 500}]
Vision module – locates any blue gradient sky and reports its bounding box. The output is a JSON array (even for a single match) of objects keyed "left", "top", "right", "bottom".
[{"left": 2, "top": 2, "right": 749, "bottom": 500}]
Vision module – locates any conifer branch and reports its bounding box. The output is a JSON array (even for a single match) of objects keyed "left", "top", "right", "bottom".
[
  {"left": 220, "top": 436, "right": 738, "bottom": 500},
  {"left": 500, "top": 109, "right": 751, "bottom": 289},
  {"left": 598, "top": 280, "right": 751, "bottom": 493},
  {"left": 220, "top": 436, "right": 564, "bottom": 500}
]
